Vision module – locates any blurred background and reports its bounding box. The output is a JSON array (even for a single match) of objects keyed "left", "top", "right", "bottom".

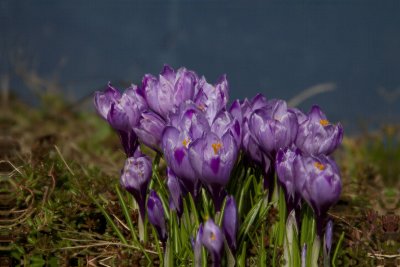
[{"left": 1, "top": 0, "right": 400, "bottom": 133}]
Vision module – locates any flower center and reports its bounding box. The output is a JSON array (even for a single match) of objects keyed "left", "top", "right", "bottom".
[
  {"left": 210, "top": 232, "right": 216, "bottom": 241},
  {"left": 319, "top": 119, "right": 329, "bottom": 126},
  {"left": 212, "top": 142, "right": 222, "bottom": 155},
  {"left": 182, "top": 138, "right": 190, "bottom": 148},
  {"left": 314, "top": 162, "right": 326, "bottom": 171},
  {"left": 197, "top": 104, "right": 205, "bottom": 111}
]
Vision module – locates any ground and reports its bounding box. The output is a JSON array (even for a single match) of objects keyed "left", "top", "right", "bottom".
[{"left": 1, "top": 95, "right": 399, "bottom": 266}]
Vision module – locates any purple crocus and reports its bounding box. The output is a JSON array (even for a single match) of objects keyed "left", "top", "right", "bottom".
[
  {"left": 120, "top": 147, "right": 152, "bottom": 220},
  {"left": 188, "top": 131, "right": 238, "bottom": 211},
  {"left": 193, "top": 224, "right": 204, "bottom": 267},
  {"left": 201, "top": 219, "right": 224, "bottom": 267},
  {"left": 222, "top": 195, "right": 239, "bottom": 254},
  {"left": 296, "top": 105, "right": 343, "bottom": 156},
  {"left": 291, "top": 107, "right": 308, "bottom": 125},
  {"left": 167, "top": 168, "right": 183, "bottom": 216},
  {"left": 142, "top": 65, "right": 198, "bottom": 120},
  {"left": 94, "top": 83, "right": 147, "bottom": 156},
  {"left": 162, "top": 102, "right": 210, "bottom": 197},
  {"left": 147, "top": 190, "right": 167, "bottom": 244},
  {"left": 294, "top": 153, "right": 341, "bottom": 236},
  {"left": 94, "top": 82, "right": 121, "bottom": 120},
  {"left": 134, "top": 111, "right": 166, "bottom": 151},
  {"left": 168, "top": 101, "right": 211, "bottom": 140},
  {"left": 194, "top": 75, "right": 229, "bottom": 124},
  {"left": 276, "top": 147, "right": 302, "bottom": 211},
  {"left": 162, "top": 128, "right": 200, "bottom": 197},
  {"left": 249, "top": 99, "right": 298, "bottom": 157},
  {"left": 240, "top": 94, "right": 269, "bottom": 165},
  {"left": 211, "top": 109, "right": 241, "bottom": 147}
]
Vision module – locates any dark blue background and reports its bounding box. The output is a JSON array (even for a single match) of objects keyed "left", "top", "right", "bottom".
[{"left": 1, "top": 0, "right": 400, "bottom": 131}]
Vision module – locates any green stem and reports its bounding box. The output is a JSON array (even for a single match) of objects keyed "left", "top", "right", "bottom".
[
  {"left": 332, "top": 232, "right": 345, "bottom": 267},
  {"left": 311, "top": 235, "right": 321, "bottom": 267},
  {"left": 138, "top": 211, "right": 146, "bottom": 243}
]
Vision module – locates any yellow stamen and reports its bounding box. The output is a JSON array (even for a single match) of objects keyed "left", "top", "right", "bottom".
[
  {"left": 210, "top": 232, "right": 216, "bottom": 241},
  {"left": 212, "top": 142, "right": 222, "bottom": 155},
  {"left": 197, "top": 104, "right": 205, "bottom": 111},
  {"left": 320, "top": 119, "right": 329, "bottom": 126},
  {"left": 314, "top": 162, "right": 326, "bottom": 171},
  {"left": 182, "top": 138, "right": 190, "bottom": 148}
]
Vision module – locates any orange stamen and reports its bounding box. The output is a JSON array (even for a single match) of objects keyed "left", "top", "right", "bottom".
[
  {"left": 212, "top": 142, "right": 222, "bottom": 155},
  {"left": 314, "top": 162, "right": 326, "bottom": 171},
  {"left": 320, "top": 119, "right": 329, "bottom": 126}
]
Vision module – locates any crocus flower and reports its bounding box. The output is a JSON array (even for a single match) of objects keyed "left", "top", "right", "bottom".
[
  {"left": 211, "top": 109, "right": 241, "bottom": 147},
  {"left": 162, "top": 101, "right": 211, "bottom": 197},
  {"left": 294, "top": 153, "right": 341, "bottom": 236},
  {"left": 276, "top": 147, "right": 302, "bottom": 211},
  {"left": 193, "top": 224, "right": 204, "bottom": 267},
  {"left": 201, "top": 219, "right": 224, "bottom": 267},
  {"left": 194, "top": 75, "right": 229, "bottom": 124},
  {"left": 249, "top": 99, "right": 298, "bottom": 157},
  {"left": 222, "top": 195, "right": 239, "bottom": 254},
  {"left": 296, "top": 105, "right": 343, "bottom": 156},
  {"left": 94, "top": 83, "right": 147, "bottom": 156},
  {"left": 229, "top": 99, "right": 244, "bottom": 127},
  {"left": 291, "top": 107, "right": 308, "bottom": 125},
  {"left": 162, "top": 129, "right": 201, "bottom": 197},
  {"left": 167, "top": 168, "right": 183, "bottom": 217},
  {"left": 142, "top": 65, "right": 198, "bottom": 120},
  {"left": 147, "top": 190, "right": 167, "bottom": 244},
  {"left": 189, "top": 131, "right": 238, "bottom": 211},
  {"left": 241, "top": 94, "right": 269, "bottom": 164},
  {"left": 168, "top": 101, "right": 210, "bottom": 140},
  {"left": 134, "top": 111, "right": 166, "bottom": 151},
  {"left": 94, "top": 82, "right": 121, "bottom": 120},
  {"left": 106, "top": 86, "right": 145, "bottom": 132},
  {"left": 120, "top": 147, "right": 152, "bottom": 220}
]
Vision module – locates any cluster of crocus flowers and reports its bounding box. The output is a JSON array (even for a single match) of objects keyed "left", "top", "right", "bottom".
[{"left": 94, "top": 64, "right": 343, "bottom": 265}]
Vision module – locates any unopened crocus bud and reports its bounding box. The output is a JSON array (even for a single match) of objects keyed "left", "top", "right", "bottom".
[
  {"left": 296, "top": 105, "right": 343, "bottom": 156},
  {"left": 147, "top": 190, "right": 167, "bottom": 244},
  {"left": 120, "top": 148, "right": 152, "bottom": 219},
  {"left": 193, "top": 224, "right": 204, "bottom": 267},
  {"left": 324, "top": 220, "right": 333, "bottom": 267},
  {"left": 276, "top": 147, "right": 301, "bottom": 211},
  {"left": 222, "top": 195, "right": 239, "bottom": 254},
  {"left": 241, "top": 94, "right": 268, "bottom": 164},
  {"left": 94, "top": 82, "right": 121, "bottom": 120},
  {"left": 167, "top": 168, "right": 183, "bottom": 216},
  {"left": 301, "top": 244, "right": 307, "bottom": 267},
  {"left": 201, "top": 219, "right": 224, "bottom": 267},
  {"left": 134, "top": 111, "right": 166, "bottom": 151},
  {"left": 94, "top": 84, "right": 146, "bottom": 156}
]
